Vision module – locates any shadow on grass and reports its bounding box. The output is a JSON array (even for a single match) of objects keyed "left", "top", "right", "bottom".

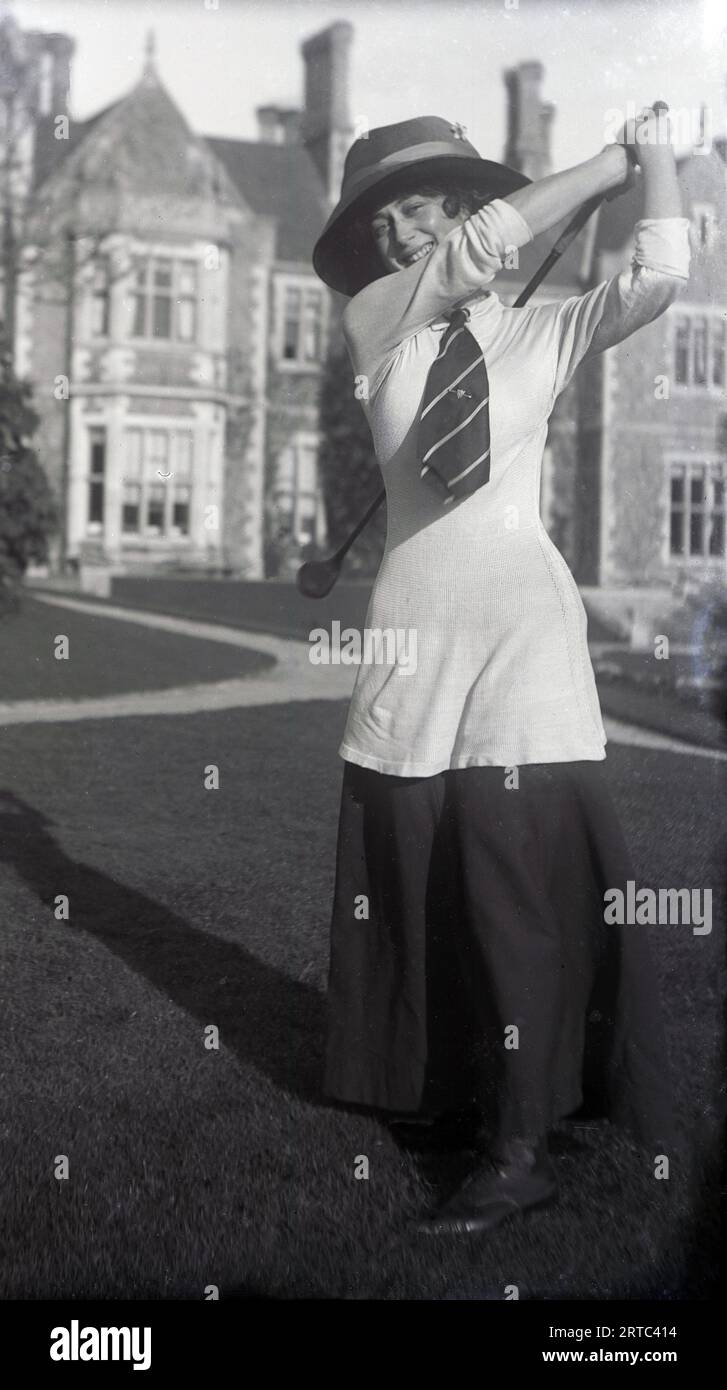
[
  {"left": 0, "top": 789, "right": 326, "bottom": 1105},
  {"left": 2, "top": 787, "right": 723, "bottom": 1298}
]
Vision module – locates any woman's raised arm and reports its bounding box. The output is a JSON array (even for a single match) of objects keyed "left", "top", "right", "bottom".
[
  {"left": 522, "top": 106, "right": 689, "bottom": 394},
  {"left": 505, "top": 144, "right": 630, "bottom": 238},
  {"left": 342, "top": 105, "right": 684, "bottom": 388},
  {"left": 506, "top": 105, "right": 683, "bottom": 234}
]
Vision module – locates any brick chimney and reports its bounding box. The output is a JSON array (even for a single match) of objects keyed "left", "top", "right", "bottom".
[
  {"left": 503, "top": 61, "right": 554, "bottom": 181},
  {"left": 300, "top": 21, "right": 354, "bottom": 205},
  {"left": 23, "top": 28, "right": 74, "bottom": 117},
  {"left": 46, "top": 31, "right": 74, "bottom": 114},
  {"left": 0, "top": 18, "right": 74, "bottom": 192}
]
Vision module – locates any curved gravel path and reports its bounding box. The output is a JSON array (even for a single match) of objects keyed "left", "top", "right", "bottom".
[{"left": 1, "top": 591, "right": 724, "bottom": 763}]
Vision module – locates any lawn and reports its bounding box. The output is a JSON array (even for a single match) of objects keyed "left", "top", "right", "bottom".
[
  {"left": 27, "top": 576, "right": 726, "bottom": 750},
  {"left": 592, "top": 649, "right": 726, "bottom": 750},
  {"left": 0, "top": 688, "right": 722, "bottom": 1300},
  {"left": 0, "top": 594, "right": 274, "bottom": 703}
]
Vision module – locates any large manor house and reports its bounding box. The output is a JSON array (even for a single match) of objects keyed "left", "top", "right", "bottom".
[{"left": 0, "top": 12, "right": 725, "bottom": 587}]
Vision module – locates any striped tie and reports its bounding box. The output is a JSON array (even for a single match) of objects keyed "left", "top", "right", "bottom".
[{"left": 417, "top": 306, "right": 491, "bottom": 504}]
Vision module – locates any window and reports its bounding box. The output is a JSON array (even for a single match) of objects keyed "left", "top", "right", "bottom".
[
  {"left": 712, "top": 318, "right": 725, "bottom": 388},
  {"left": 669, "top": 463, "right": 725, "bottom": 560},
  {"left": 122, "top": 430, "right": 142, "bottom": 534},
  {"left": 176, "top": 262, "right": 197, "bottom": 343},
  {"left": 121, "top": 429, "right": 194, "bottom": 538},
  {"left": 91, "top": 257, "right": 110, "bottom": 337},
  {"left": 693, "top": 316, "right": 707, "bottom": 385},
  {"left": 673, "top": 311, "right": 727, "bottom": 390},
  {"left": 691, "top": 201, "right": 717, "bottom": 251},
  {"left": 674, "top": 318, "right": 689, "bottom": 385},
  {"left": 282, "top": 287, "right": 302, "bottom": 360},
  {"left": 130, "top": 258, "right": 199, "bottom": 342},
  {"left": 87, "top": 428, "right": 106, "bottom": 532},
  {"left": 145, "top": 432, "right": 168, "bottom": 534},
  {"left": 277, "top": 279, "right": 325, "bottom": 365},
  {"left": 172, "top": 431, "right": 193, "bottom": 534},
  {"left": 273, "top": 436, "right": 323, "bottom": 543}
]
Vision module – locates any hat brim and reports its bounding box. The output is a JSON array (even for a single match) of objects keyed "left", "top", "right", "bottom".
[{"left": 313, "top": 155, "right": 531, "bottom": 298}]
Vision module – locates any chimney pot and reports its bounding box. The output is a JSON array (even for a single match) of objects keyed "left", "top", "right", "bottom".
[
  {"left": 256, "top": 104, "right": 302, "bottom": 144},
  {"left": 256, "top": 104, "right": 283, "bottom": 143}
]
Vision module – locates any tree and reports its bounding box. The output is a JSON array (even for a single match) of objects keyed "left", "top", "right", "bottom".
[
  {"left": 0, "top": 336, "right": 58, "bottom": 594},
  {"left": 317, "top": 339, "right": 386, "bottom": 576}
]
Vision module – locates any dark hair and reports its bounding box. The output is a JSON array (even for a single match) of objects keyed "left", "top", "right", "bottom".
[
  {"left": 344, "top": 178, "right": 494, "bottom": 291},
  {"left": 362, "top": 178, "right": 493, "bottom": 233},
  {"left": 348, "top": 179, "right": 492, "bottom": 263},
  {"left": 402, "top": 182, "right": 493, "bottom": 220}
]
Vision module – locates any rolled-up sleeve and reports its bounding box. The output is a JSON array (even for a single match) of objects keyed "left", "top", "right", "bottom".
[
  {"left": 343, "top": 198, "right": 534, "bottom": 381},
  {"left": 547, "top": 217, "right": 691, "bottom": 397}
]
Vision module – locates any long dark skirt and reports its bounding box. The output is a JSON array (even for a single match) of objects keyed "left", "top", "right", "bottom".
[{"left": 323, "top": 759, "right": 676, "bottom": 1151}]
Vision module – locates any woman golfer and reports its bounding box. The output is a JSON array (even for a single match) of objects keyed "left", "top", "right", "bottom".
[{"left": 312, "top": 106, "right": 690, "bottom": 1236}]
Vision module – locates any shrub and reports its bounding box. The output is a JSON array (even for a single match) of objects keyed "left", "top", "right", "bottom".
[{"left": 0, "top": 342, "right": 58, "bottom": 587}]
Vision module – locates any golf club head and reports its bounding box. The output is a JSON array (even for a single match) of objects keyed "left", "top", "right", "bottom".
[{"left": 296, "top": 557, "right": 341, "bottom": 599}]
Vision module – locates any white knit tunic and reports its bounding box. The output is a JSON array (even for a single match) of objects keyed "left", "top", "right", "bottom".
[{"left": 338, "top": 199, "right": 691, "bottom": 776}]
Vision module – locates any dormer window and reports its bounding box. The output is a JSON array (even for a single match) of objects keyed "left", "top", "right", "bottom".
[{"left": 130, "top": 257, "right": 199, "bottom": 342}]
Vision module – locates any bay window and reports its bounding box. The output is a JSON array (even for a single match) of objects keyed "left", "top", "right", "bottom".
[
  {"left": 86, "top": 427, "right": 106, "bottom": 533},
  {"left": 121, "top": 429, "right": 194, "bottom": 538}
]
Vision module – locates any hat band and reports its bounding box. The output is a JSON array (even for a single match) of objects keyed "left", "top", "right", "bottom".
[{"left": 344, "top": 140, "right": 481, "bottom": 198}]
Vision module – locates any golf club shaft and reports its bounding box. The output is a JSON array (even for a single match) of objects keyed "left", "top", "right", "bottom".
[
  {"left": 330, "top": 484, "right": 388, "bottom": 565},
  {"left": 512, "top": 191, "right": 604, "bottom": 305},
  {"left": 323, "top": 190, "right": 608, "bottom": 565}
]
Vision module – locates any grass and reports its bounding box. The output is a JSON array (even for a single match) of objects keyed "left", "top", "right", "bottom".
[
  {"left": 593, "top": 651, "right": 726, "bottom": 751},
  {"left": 0, "top": 595, "right": 274, "bottom": 702},
  {"left": 42, "top": 572, "right": 621, "bottom": 646},
  {"left": 0, "top": 687, "right": 722, "bottom": 1300},
  {"left": 22, "top": 574, "right": 726, "bottom": 750}
]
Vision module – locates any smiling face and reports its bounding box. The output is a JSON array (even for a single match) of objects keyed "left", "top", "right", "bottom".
[{"left": 369, "top": 187, "right": 470, "bottom": 274}]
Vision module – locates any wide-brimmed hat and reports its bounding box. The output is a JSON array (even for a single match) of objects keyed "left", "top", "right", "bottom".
[{"left": 312, "top": 115, "right": 531, "bottom": 298}]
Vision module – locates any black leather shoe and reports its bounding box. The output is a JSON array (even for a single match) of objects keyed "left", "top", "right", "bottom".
[{"left": 413, "top": 1141, "right": 557, "bottom": 1237}]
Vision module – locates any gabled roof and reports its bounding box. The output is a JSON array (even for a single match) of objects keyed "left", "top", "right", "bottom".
[
  {"left": 33, "top": 101, "right": 119, "bottom": 189},
  {"left": 206, "top": 135, "right": 329, "bottom": 265},
  {"left": 34, "top": 69, "right": 241, "bottom": 208},
  {"left": 31, "top": 65, "right": 329, "bottom": 265}
]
